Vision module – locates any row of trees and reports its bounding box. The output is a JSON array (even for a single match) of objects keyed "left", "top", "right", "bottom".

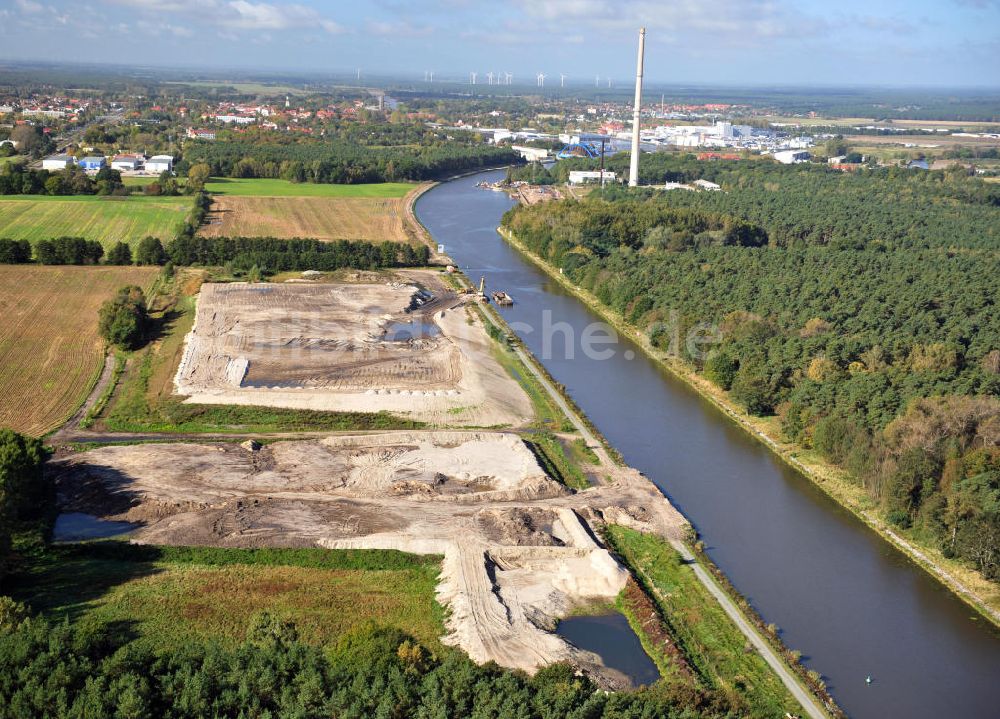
[
  {"left": 166, "top": 236, "right": 430, "bottom": 273},
  {"left": 0, "top": 236, "right": 168, "bottom": 266},
  {"left": 0, "top": 163, "right": 127, "bottom": 196},
  {"left": 503, "top": 168, "right": 1000, "bottom": 581},
  {"left": 183, "top": 138, "right": 520, "bottom": 184}
]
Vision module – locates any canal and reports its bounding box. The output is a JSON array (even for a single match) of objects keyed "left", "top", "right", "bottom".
[{"left": 416, "top": 169, "right": 1000, "bottom": 719}]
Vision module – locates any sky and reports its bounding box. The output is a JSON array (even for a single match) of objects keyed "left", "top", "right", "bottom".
[{"left": 0, "top": 0, "right": 998, "bottom": 88}]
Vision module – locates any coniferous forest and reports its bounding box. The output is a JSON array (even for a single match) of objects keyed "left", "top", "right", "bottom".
[{"left": 504, "top": 159, "right": 1000, "bottom": 581}]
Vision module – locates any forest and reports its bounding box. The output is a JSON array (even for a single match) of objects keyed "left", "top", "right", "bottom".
[
  {"left": 183, "top": 133, "right": 520, "bottom": 184},
  {"left": 503, "top": 161, "right": 1000, "bottom": 582}
]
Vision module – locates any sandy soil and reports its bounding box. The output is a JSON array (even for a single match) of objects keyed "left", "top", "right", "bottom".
[
  {"left": 174, "top": 272, "right": 533, "bottom": 427},
  {"left": 51, "top": 431, "right": 686, "bottom": 686}
]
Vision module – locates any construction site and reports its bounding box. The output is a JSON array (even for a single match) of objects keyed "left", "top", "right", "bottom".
[
  {"left": 174, "top": 271, "right": 533, "bottom": 427},
  {"left": 50, "top": 430, "right": 686, "bottom": 687}
]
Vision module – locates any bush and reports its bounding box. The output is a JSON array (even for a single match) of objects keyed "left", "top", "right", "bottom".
[
  {"left": 34, "top": 236, "right": 104, "bottom": 265},
  {"left": 98, "top": 285, "right": 148, "bottom": 349},
  {"left": 105, "top": 241, "right": 133, "bottom": 266},
  {"left": 0, "top": 429, "right": 46, "bottom": 586},
  {"left": 704, "top": 351, "right": 738, "bottom": 390},
  {"left": 135, "top": 236, "right": 167, "bottom": 265},
  {"left": 0, "top": 238, "right": 32, "bottom": 264}
]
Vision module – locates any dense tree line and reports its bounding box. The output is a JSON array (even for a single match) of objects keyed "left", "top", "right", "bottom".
[
  {"left": 167, "top": 236, "right": 430, "bottom": 273},
  {"left": 183, "top": 138, "right": 520, "bottom": 183},
  {"left": 0, "top": 232, "right": 429, "bottom": 274},
  {"left": 503, "top": 167, "right": 1000, "bottom": 581},
  {"left": 0, "top": 613, "right": 744, "bottom": 719},
  {"left": 0, "top": 162, "right": 126, "bottom": 196},
  {"left": 554, "top": 155, "right": 1000, "bottom": 250}
]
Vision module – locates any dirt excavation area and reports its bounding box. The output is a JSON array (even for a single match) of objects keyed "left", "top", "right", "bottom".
[
  {"left": 174, "top": 272, "right": 532, "bottom": 427},
  {"left": 51, "top": 431, "right": 687, "bottom": 687}
]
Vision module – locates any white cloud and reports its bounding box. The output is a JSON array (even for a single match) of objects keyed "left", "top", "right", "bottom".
[
  {"left": 15, "top": 0, "right": 44, "bottom": 13},
  {"left": 104, "top": 0, "right": 343, "bottom": 36}
]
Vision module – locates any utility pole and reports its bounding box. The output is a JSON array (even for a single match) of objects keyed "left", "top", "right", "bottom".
[{"left": 629, "top": 27, "right": 646, "bottom": 188}]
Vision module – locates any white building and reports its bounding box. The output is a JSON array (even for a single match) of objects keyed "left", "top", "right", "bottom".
[
  {"left": 568, "top": 170, "right": 616, "bottom": 185},
  {"left": 663, "top": 182, "right": 693, "bottom": 191},
  {"left": 146, "top": 155, "right": 174, "bottom": 174},
  {"left": 111, "top": 154, "right": 144, "bottom": 171},
  {"left": 42, "top": 154, "right": 75, "bottom": 171},
  {"left": 214, "top": 114, "right": 256, "bottom": 124},
  {"left": 693, "top": 179, "right": 721, "bottom": 191},
  {"left": 511, "top": 145, "right": 549, "bottom": 162},
  {"left": 773, "top": 150, "right": 811, "bottom": 164}
]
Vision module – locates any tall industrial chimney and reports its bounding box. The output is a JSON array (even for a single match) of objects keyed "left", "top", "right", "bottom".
[{"left": 629, "top": 27, "right": 646, "bottom": 188}]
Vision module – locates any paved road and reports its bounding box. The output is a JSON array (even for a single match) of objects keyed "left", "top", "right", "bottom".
[{"left": 670, "top": 540, "right": 830, "bottom": 719}]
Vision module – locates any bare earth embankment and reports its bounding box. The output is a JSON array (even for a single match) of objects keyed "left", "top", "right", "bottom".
[{"left": 51, "top": 431, "right": 685, "bottom": 686}]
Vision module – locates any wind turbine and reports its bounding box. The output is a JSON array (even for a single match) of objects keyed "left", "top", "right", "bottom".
[
  {"left": 536, "top": 72, "right": 546, "bottom": 87},
  {"left": 560, "top": 73, "right": 567, "bottom": 88},
  {"left": 470, "top": 72, "right": 477, "bottom": 85}
]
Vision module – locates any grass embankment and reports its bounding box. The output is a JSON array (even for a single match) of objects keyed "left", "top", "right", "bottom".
[
  {"left": 500, "top": 226, "right": 1000, "bottom": 626},
  {"left": 98, "top": 270, "right": 422, "bottom": 435},
  {"left": 0, "top": 265, "right": 159, "bottom": 436},
  {"left": 606, "top": 526, "right": 803, "bottom": 718},
  {"left": 204, "top": 178, "right": 414, "bottom": 197},
  {"left": 10, "top": 543, "right": 444, "bottom": 652},
  {"left": 462, "top": 302, "right": 592, "bottom": 489},
  {"left": 0, "top": 194, "right": 191, "bottom": 248}
]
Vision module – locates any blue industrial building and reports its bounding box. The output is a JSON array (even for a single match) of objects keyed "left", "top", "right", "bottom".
[{"left": 78, "top": 156, "right": 107, "bottom": 171}]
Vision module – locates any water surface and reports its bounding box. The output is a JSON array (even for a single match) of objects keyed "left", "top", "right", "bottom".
[
  {"left": 416, "top": 169, "right": 1000, "bottom": 719},
  {"left": 557, "top": 612, "right": 660, "bottom": 686}
]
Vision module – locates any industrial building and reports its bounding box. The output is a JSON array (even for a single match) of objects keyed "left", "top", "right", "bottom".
[
  {"left": 78, "top": 156, "right": 107, "bottom": 171},
  {"left": 773, "top": 150, "right": 811, "bottom": 164},
  {"left": 146, "top": 155, "right": 174, "bottom": 174},
  {"left": 111, "top": 154, "right": 144, "bottom": 171},
  {"left": 568, "top": 170, "right": 616, "bottom": 185},
  {"left": 41, "top": 154, "right": 75, "bottom": 171}
]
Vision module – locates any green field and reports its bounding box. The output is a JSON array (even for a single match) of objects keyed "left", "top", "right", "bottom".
[
  {"left": 12, "top": 543, "right": 445, "bottom": 651},
  {"left": 0, "top": 195, "right": 192, "bottom": 248},
  {"left": 204, "top": 177, "right": 415, "bottom": 197}
]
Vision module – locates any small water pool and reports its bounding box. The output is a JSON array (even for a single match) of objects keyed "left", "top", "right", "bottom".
[
  {"left": 556, "top": 612, "right": 660, "bottom": 686},
  {"left": 53, "top": 513, "right": 139, "bottom": 542},
  {"left": 384, "top": 320, "right": 441, "bottom": 341}
]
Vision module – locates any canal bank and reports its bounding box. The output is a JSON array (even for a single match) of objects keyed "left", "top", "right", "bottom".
[
  {"left": 415, "top": 168, "right": 1000, "bottom": 719},
  {"left": 449, "top": 243, "right": 832, "bottom": 719},
  {"left": 497, "top": 225, "right": 1000, "bottom": 631}
]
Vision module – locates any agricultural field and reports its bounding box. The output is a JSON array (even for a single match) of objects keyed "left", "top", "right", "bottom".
[
  {"left": 199, "top": 194, "right": 410, "bottom": 241},
  {"left": 0, "top": 194, "right": 191, "bottom": 248},
  {"left": 0, "top": 264, "right": 159, "bottom": 435},
  {"left": 204, "top": 178, "right": 414, "bottom": 197},
  {"left": 12, "top": 543, "right": 445, "bottom": 651}
]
